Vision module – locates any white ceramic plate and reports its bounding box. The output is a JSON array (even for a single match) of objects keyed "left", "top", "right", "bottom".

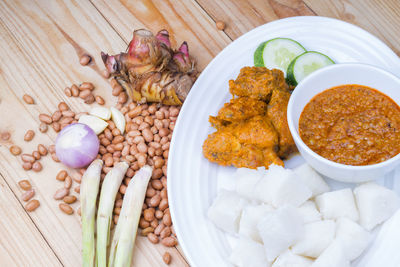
[{"left": 168, "top": 16, "right": 400, "bottom": 267}]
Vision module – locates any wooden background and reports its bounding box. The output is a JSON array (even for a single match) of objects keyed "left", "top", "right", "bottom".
[{"left": 0, "top": 0, "right": 399, "bottom": 266}]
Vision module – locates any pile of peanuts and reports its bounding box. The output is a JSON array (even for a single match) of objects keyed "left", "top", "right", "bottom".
[
  {"left": 53, "top": 169, "right": 81, "bottom": 215},
  {"left": 95, "top": 100, "right": 179, "bottom": 248},
  {"left": 18, "top": 179, "right": 40, "bottom": 212},
  {"left": 64, "top": 82, "right": 105, "bottom": 106}
]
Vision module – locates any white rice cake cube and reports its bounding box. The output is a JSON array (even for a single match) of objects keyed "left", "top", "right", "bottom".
[
  {"left": 254, "top": 165, "right": 312, "bottom": 208},
  {"left": 239, "top": 204, "right": 274, "bottom": 243},
  {"left": 297, "top": 201, "right": 321, "bottom": 224},
  {"left": 207, "top": 190, "right": 248, "bottom": 234},
  {"left": 272, "top": 250, "right": 313, "bottom": 267},
  {"left": 235, "top": 167, "right": 263, "bottom": 200},
  {"left": 258, "top": 205, "right": 304, "bottom": 261},
  {"left": 315, "top": 188, "right": 359, "bottom": 221},
  {"left": 292, "top": 220, "right": 335, "bottom": 258},
  {"left": 311, "top": 240, "right": 350, "bottom": 267},
  {"left": 354, "top": 182, "right": 400, "bottom": 231},
  {"left": 229, "top": 237, "right": 271, "bottom": 267},
  {"left": 336, "top": 217, "right": 370, "bottom": 261},
  {"left": 294, "top": 163, "right": 330, "bottom": 197}
]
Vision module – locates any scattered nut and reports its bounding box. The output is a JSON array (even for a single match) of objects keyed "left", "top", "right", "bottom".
[
  {"left": 22, "top": 94, "right": 35, "bottom": 104},
  {"left": 79, "top": 54, "right": 91, "bottom": 66},
  {"left": 216, "top": 20, "right": 226, "bottom": 30},
  {"left": 24, "top": 130, "right": 35, "bottom": 141}
]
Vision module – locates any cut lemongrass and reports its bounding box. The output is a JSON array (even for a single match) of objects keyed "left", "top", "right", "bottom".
[
  {"left": 96, "top": 161, "right": 129, "bottom": 267},
  {"left": 108, "top": 165, "right": 153, "bottom": 267},
  {"left": 80, "top": 159, "right": 103, "bottom": 267}
]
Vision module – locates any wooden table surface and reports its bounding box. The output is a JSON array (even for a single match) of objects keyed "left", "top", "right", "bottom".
[{"left": 0, "top": 0, "right": 399, "bottom": 266}]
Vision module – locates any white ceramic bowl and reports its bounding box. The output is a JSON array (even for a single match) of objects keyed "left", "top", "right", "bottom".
[{"left": 287, "top": 63, "right": 400, "bottom": 182}]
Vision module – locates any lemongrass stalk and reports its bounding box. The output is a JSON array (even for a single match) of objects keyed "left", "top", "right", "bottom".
[
  {"left": 96, "top": 161, "right": 129, "bottom": 267},
  {"left": 108, "top": 165, "right": 153, "bottom": 267},
  {"left": 80, "top": 159, "right": 103, "bottom": 267}
]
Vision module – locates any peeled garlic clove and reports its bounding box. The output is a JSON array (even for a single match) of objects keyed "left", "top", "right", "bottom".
[
  {"left": 89, "top": 107, "right": 111, "bottom": 120},
  {"left": 78, "top": 115, "right": 108, "bottom": 135},
  {"left": 110, "top": 107, "right": 126, "bottom": 135}
]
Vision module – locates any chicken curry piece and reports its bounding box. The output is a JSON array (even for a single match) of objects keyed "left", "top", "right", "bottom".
[{"left": 203, "top": 66, "right": 296, "bottom": 169}]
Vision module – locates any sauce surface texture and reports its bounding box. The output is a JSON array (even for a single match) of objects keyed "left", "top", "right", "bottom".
[{"left": 299, "top": 84, "right": 400, "bottom": 165}]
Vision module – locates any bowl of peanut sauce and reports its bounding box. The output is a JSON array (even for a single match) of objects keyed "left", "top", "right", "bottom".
[{"left": 287, "top": 63, "right": 400, "bottom": 182}]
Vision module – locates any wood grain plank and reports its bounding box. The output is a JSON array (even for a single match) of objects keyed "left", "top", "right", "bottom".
[
  {"left": 0, "top": 0, "right": 187, "bottom": 266},
  {"left": 0, "top": 173, "right": 62, "bottom": 267},
  {"left": 195, "top": 0, "right": 315, "bottom": 40},
  {"left": 304, "top": 0, "right": 400, "bottom": 56},
  {"left": 90, "top": 0, "right": 232, "bottom": 70}
]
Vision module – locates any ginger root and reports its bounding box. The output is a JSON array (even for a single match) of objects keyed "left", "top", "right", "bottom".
[{"left": 101, "top": 29, "right": 197, "bottom": 105}]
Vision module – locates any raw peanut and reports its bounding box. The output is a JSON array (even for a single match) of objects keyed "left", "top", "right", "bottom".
[
  {"left": 118, "top": 92, "right": 128, "bottom": 104},
  {"left": 142, "top": 128, "right": 153, "bottom": 142},
  {"left": 52, "top": 122, "right": 61, "bottom": 132},
  {"left": 79, "top": 82, "right": 94, "bottom": 91},
  {"left": 163, "top": 252, "right": 171, "bottom": 264},
  {"left": 113, "top": 207, "right": 121, "bottom": 215},
  {"left": 154, "top": 158, "right": 164, "bottom": 169},
  {"left": 63, "top": 195, "right": 77, "bottom": 204},
  {"left": 32, "top": 162, "right": 42, "bottom": 172},
  {"left": 152, "top": 168, "right": 163, "bottom": 179},
  {"left": 71, "top": 85, "right": 79, "bottom": 97},
  {"left": 23, "top": 130, "right": 35, "bottom": 141},
  {"left": 84, "top": 94, "right": 95, "bottom": 104},
  {"left": 161, "top": 237, "right": 177, "bottom": 247},
  {"left": 39, "top": 114, "right": 52, "bottom": 124},
  {"left": 56, "top": 170, "right": 67, "bottom": 181},
  {"left": 159, "top": 128, "right": 170, "bottom": 137},
  {"left": 155, "top": 111, "right": 164, "bottom": 120},
  {"left": 114, "top": 143, "right": 123, "bottom": 151},
  {"left": 150, "top": 219, "right": 158, "bottom": 228},
  {"left": 155, "top": 210, "right": 164, "bottom": 220},
  {"left": 23, "top": 94, "right": 35, "bottom": 104},
  {"left": 133, "top": 136, "right": 145, "bottom": 144},
  {"left": 161, "top": 176, "right": 167, "bottom": 188},
  {"left": 146, "top": 187, "right": 156, "bottom": 198},
  {"left": 119, "top": 184, "right": 126, "bottom": 194},
  {"left": 137, "top": 153, "right": 147, "bottom": 167},
  {"left": 31, "top": 151, "right": 41, "bottom": 161},
  {"left": 149, "top": 194, "right": 161, "bottom": 207},
  {"left": 152, "top": 180, "right": 163, "bottom": 190},
  {"left": 169, "top": 122, "right": 175, "bottom": 131},
  {"left": 143, "top": 208, "right": 155, "bottom": 222},
  {"left": 113, "top": 215, "right": 119, "bottom": 225},
  {"left": 64, "top": 87, "right": 72, "bottom": 97},
  {"left": 105, "top": 156, "right": 113, "bottom": 167},
  {"left": 51, "top": 153, "right": 60, "bottom": 162},
  {"left": 111, "top": 127, "right": 120, "bottom": 136},
  {"left": 39, "top": 123, "right": 48, "bottom": 133},
  {"left": 58, "top": 102, "right": 69, "bottom": 111},
  {"left": 37, "top": 144, "right": 48, "bottom": 156},
  {"left": 159, "top": 198, "right": 169, "bottom": 211},
  {"left": 80, "top": 55, "right": 91, "bottom": 66},
  {"left": 10, "top": 145, "right": 22, "bottom": 156},
  {"left": 153, "top": 134, "right": 161, "bottom": 143},
  {"left": 21, "top": 189, "right": 35, "bottom": 202},
  {"left": 1, "top": 132, "right": 10, "bottom": 141},
  {"left": 74, "top": 186, "right": 80, "bottom": 193},
  {"left": 160, "top": 227, "right": 171, "bottom": 239},
  {"left": 95, "top": 95, "right": 105, "bottom": 105},
  {"left": 104, "top": 128, "right": 113, "bottom": 140},
  {"left": 112, "top": 85, "right": 123, "bottom": 96},
  {"left": 163, "top": 212, "right": 172, "bottom": 226},
  {"left": 160, "top": 188, "right": 168, "bottom": 199},
  {"left": 25, "top": 199, "right": 40, "bottom": 212},
  {"left": 22, "top": 162, "right": 32, "bottom": 170},
  {"left": 112, "top": 135, "right": 124, "bottom": 144},
  {"left": 100, "top": 137, "right": 111, "bottom": 146},
  {"left": 59, "top": 117, "right": 73, "bottom": 125},
  {"left": 155, "top": 148, "right": 163, "bottom": 156},
  {"left": 18, "top": 180, "right": 32, "bottom": 190},
  {"left": 62, "top": 110, "right": 75, "bottom": 117},
  {"left": 132, "top": 116, "right": 144, "bottom": 125},
  {"left": 137, "top": 142, "right": 148, "bottom": 153},
  {"left": 149, "top": 142, "right": 161, "bottom": 149},
  {"left": 154, "top": 223, "right": 165, "bottom": 235},
  {"left": 138, "top": 122, "right": 150, "bottom": 131},
  {"left": 139, "top": 218, "right": 150, "bottom": 229},
  {"left": 64, "top": 176, "right": 72, "bottom": 189},
  {"left": 49, "top": 145, "right": 56, "bottom": 154},
  {"left": 122, "top": 145, "right": 130, "bottom": 157},
  {"left": 59, "top": 203, "right": 74, "bottom": 214},
  {"left": 147, "top": 233, "right": 159, "bottom": 244},
  {"left": 110, "top": 78, "right": 119, "bottom": 88},
  {"left": 54, "top": 188, "right": 69, "bottom": 200},
  {"left": 21, "top": 154, "right": 35, "bottom": 163},
  {"left": 115, "top": 199, "right": 123, "bottom": 208},
  {"left": 169, "top": 107, "right": 180, "bottom": 117},
  {"left": 141, "top": 226, "right": 154, "bottom": 236},
  {"left": 52, "top": 110, "right": 62, "bottom": 122},
  {"left": 162, "top": 166, "right": 167, "bottom": 176},
  {"left": 79, "top": 89, "right": 91, "bottom": 99},
  {"left": 163, "top": 150, "right": 169, "bottom": 159},
  {"left": 144, "top": 116, "right": 154, "bottom": 125},
  {"left": 72, "top": 174, "right": 82, "bottom": 184},
  {"left": 154, "top": 119, "right": 163, "bottom": 130},
  {"left": 148, "top": 104, "right": 157, "bottom": 114}
]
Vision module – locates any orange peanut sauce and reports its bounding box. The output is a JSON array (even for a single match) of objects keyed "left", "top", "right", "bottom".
[{"left": 299, "top": 84, "right": 400, "bottom": 165}]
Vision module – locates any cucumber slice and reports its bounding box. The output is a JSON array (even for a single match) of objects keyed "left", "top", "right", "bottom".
[
  {"left": 287, "top": 51, "right": 335, "bottom": 86},
  {"left": 254, "top": 38, "right": 306, "bottom": 76}
]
